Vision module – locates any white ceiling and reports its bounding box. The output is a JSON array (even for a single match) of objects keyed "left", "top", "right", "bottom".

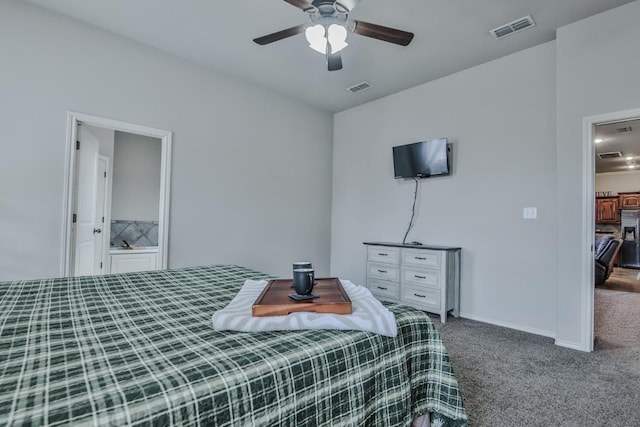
[
  {"left": 24, "top": 0, "right": 635, "bottom": 113},
  {"left": 595, "top": 119, "right": 640, "bottom": 174}
]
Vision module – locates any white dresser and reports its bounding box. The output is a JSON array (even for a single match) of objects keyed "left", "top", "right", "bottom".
[{"left": 364, "top": 242, "right": 461, "bottom": 323}]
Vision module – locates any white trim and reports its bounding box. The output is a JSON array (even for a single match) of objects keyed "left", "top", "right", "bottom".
[
  {"left": 458, "top": 312, "right": 556, "bottom": 339},
  {"left": 579, "top": 116, "right": 596, "bottom": 353},
  {"left": 580, "top": 107, "right": 640, "bottom": 353},
  {"left": 62, "top": 111, "right": 172, "bottom": 276},
  {"left": 60, "top": 115, "right": 79, "bottom": 276},
  {"left": 98, "top": 155, "right": 110, "bottom": 275},
  {"left": 554, "top": 339, "right": 587, "bottom": 351}
]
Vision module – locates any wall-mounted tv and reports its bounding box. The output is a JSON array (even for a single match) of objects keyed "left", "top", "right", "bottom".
[{"left": 392, "top": 138, "right": 450, "bottom": 179}]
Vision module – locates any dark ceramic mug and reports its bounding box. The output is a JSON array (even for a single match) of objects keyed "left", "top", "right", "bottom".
[{"left": 292, "top": 268, "right": 315, "bottom": 295}]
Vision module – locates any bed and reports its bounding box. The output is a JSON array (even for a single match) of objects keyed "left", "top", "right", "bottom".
[{"left": 0, "top": 265, "right": 467, "bottom": 426}]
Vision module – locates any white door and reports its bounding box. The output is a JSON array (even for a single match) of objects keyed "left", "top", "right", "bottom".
[
  {"left": 94, "top": 157, "right": 108, "bottom": 274},
  {"left": 73, "top": 126, "right": 100, "bottom": 276}
]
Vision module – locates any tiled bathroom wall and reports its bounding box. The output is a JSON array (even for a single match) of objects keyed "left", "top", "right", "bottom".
[{"left": 110, "top": 220, "right": 158, "bottom": 247}]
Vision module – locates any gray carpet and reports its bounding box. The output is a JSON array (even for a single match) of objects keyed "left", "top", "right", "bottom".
[{"left": 430, "top": 288, "right": 640, "bottom": 426}]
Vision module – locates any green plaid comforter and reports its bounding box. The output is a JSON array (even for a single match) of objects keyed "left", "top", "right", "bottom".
[{"left": 0, "top": 265, "right": 467, "bottom": 426}]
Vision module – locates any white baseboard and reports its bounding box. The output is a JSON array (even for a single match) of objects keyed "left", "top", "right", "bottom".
[
  {"left": 458, "top": 311, "right": 556, "bottom": 339},
  {"left": 554, "top": 339, "right": 589, "bottom": 352}
]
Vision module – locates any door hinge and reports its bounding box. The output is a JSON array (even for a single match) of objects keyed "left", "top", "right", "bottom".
[
  {"left": 76, "top": 140, "right": 80, "bottom": 150},
  {"left": 72, "top": 213, "right": 77, "bottom": 223},
  {"left": 102, "top": 216, "right": 105, "bottom": 223},
  {"left": 104, "top": 171, "right": 107, "bottom": 178},
  {"left": 100, "top": 262, "right": 103, "bottom": 269}
]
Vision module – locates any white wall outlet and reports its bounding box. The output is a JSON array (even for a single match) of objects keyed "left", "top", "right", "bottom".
[{"left": 523, "top": 207, "right": 537, "bottom": 219}]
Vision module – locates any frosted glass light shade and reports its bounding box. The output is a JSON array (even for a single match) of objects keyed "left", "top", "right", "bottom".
[
  {"left": 306, "top": 25, "right": 327, "bottom": 54},
  {"left": 327, "top": 24, "right": 348, "bottom": 54}
]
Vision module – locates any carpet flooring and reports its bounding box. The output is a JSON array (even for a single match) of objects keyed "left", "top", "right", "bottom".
[{"left": 431, "top": 288, "right": 640, "bottom": 426}]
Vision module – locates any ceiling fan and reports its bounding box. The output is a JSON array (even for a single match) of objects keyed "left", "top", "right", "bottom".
[{"left": 253, "top": 0, "right": 414, "bottom": 71}]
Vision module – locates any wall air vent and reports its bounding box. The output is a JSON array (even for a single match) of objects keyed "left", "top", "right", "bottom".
[
  {"left": 615, "top": 126, "right": 632, "bottom": 133},
  {"left": 490, "top": 15, "right": 536, "bottom": 39},
  {"left": 598, "top": 151, "right": 623, "bottom": 159},
  {"left": 347, "top": 81, "right": 372, "bottom": 93}
]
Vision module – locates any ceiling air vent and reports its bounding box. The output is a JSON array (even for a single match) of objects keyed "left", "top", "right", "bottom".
[
  {"left": 490, "top": 15, "right": 536, "bottom": 39},
  {"left": 347, "top": 81, "right": 372, "bottom": 93},
  {"left": 598, "top": 151, "right": 623, "bottom": 159},
  {"left": 615, "top": 126, "right": 632, "bottom": 133}
]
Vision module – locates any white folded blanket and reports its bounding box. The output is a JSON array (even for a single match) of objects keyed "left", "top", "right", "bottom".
[{"left": 211, "top": 279, "right": 397, "bottom": 337}]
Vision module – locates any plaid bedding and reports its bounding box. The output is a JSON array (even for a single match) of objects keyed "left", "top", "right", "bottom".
[{"left": 0, "top": 265, "right": 467, "bottom": 426}]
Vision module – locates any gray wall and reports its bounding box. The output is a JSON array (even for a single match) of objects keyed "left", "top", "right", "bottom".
[
  {"left": 3, "top": 0, "right": 639, "bottom": 349},
  {"left": 111, "top": 131, "right": 161, "bottom": 221},
  {"left": 331, "top": 42, "right": 558, "bottom": 337},
  {"left": 0, "top": 0, "right": 333, "bottom": 281},
  {"left": 330, "top": 0, "right": 640, "bottom": 347},
  {"left": 556, "top": 0, "right": 640, "bottom": 348}
]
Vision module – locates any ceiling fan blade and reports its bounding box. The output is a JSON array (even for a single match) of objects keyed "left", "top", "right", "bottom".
[
  {"left": 349, "top": 20, "right": 414, "bottom": 46},
  {"left": 253, "top": 24, "right": 308, "bottom": 45},
  {"left": 283, "top": 0, "right": 316, "bottom": 12},
  {"left": 327, "top": 52, "right": 343, "bottom": 71}
]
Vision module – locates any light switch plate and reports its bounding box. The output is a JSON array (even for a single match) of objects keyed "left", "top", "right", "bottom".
[{"left": 523, "top": 207, "right": 537, "bottom": 219}]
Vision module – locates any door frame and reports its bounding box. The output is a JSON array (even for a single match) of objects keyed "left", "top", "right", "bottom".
[
  {"left": 61, "top": 111, "right": 172, "bottom": 276},
  {"left": 582, "top": 106, "right": 640, "bottom": 351}
]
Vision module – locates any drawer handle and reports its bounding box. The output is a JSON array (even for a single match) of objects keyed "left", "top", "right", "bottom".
[
  {"left": 414, "top": 293, "right": 426, "bottom": 298},
  {"left": 378, "top": 253, "right": 388, "bottom": 256},
  {"left": 377, "top": 269, "right": 388, "bottom": 273},
  {"left": 377, "top": 286, "right": 388, "bottom": 290},
  {"left": 415, "top": 256, "right": 426, "bottom": 260},
  {"left": 414, "top": 275, "right": 426, "bottom": 279}
]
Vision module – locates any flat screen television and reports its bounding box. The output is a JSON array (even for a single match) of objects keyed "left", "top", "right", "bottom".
[{"left": 392, "top": 138, "right": 449, "bottom": 178}]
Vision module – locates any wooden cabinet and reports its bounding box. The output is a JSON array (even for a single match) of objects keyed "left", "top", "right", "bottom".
[
  {"left": 595, "top": 197, "right": 620, "bottom": 223},
  {"left": 364, "top": 242, "right": 461, "bottom": 323},
  {"left": 619, "top": 193, "right": 640, "bottom": 209}
]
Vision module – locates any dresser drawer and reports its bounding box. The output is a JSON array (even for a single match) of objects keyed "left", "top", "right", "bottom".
[
  {"left": 402, "top": 249, "right": 441, "bottom": 269},
  {"left": 367, "top": 262, "right": 400, "bottom": 282},
  {"left": 402, "top": 267, "right": 440, "bottom": 289},
  {"left": 368, "top": 279, "right": 399, "bottom": 299},
  {"left": 368, "top": 246, "right": 400, "bottom": 264},
  {"left": 401, "top": 285, "right": 440, "bottom": 310}
]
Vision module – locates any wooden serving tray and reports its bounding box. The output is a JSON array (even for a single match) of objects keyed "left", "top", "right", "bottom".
[{"left": 252, "top": 277, "right": 352, "bottom": 317}]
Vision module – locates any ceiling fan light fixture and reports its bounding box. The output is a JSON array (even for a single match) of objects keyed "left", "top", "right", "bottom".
[
  {"left": 305, "top": 24, "right": 349, "bottom": 55},
  {"left": 328, "top": 24, "right": 348, "bottom": 54},
  {"left": 306, "top": 24, "right": 327, "bottom": 54},
  {"left": 255, "top": 0, "right": 413, "bottom": 71}
]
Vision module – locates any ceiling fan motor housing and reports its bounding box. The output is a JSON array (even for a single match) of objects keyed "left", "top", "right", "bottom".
[
  {"left": 334, "top": 0, "right": 362, "bottom": 13},
  {"left": 309, "top": 0, "right": 361, "bottom": 14}
]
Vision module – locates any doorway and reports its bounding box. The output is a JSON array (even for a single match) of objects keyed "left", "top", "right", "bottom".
[
  {"left": 61, "top": 112, "right": 172, "bottom": 277},
  {"left": 583, "top": 107, "right": 640, "bottom": 351},
  {"left": 594, "top": 118, "right": 640, "bottom": 292}
]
